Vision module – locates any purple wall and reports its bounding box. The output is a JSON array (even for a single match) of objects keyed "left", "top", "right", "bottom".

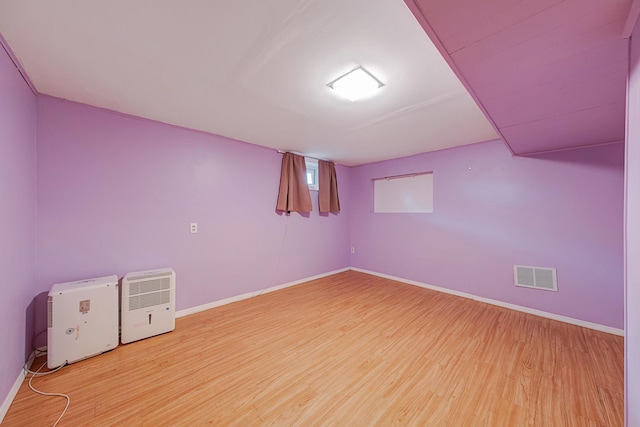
[
  {"left": 626, "top": 18, "right": 640, "bottom": 427},
  {"left": 350, "top": 140, "right": 624, "bottom": 329},
  {"left": 35, "top": 96, "right": 350, "bottom": 312},
  {"left": 1, "top": 30, "right": 630, "bottom": 415},
  {"left": 0, "top": 46, "right": 37, "bottom": 404}
]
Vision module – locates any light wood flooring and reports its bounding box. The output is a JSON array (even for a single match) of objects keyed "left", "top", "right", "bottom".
[{"left": 4, "top": 271, "right": 624, "bottom": 426}]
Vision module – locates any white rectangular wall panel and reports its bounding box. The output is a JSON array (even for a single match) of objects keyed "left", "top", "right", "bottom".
[
  {"left": 374, "top": 172, "right": 433, "bottom": 213},
  {"left": 121, "top": 268, "right": 176, "bottom": 344},
  {"left": 47, "top": 275, "right": 119, "bottom": 369}
]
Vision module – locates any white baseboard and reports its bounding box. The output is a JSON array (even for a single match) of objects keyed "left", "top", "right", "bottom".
[
  {"left": 0, "top": 371, "right": 26, "bottom": 424},
  {"left": 0, "top": 351, "right": 37, "bottom": 424},
  {"left": 351, "top": 267, "right": 624, "bottom": 336},
  {"left": 176, "top": 268, "right": 350, "bottom": 318}
]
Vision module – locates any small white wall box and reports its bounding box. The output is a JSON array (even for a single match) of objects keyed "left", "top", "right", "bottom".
[
  {"left": 121, "top": 268, "right": 176, "bottom": 344},
  {"left": 47, "top": 275, "right": 119, "bottom": 369}
]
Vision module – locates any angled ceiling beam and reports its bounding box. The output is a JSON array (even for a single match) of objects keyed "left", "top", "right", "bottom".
[
  {"left": 402, "top": 0, "right": 514, "bottom": 155},
  {"left": 0, "top": 31, "right": 37, "bottom": 95},
  {"left": 623, "top": 0, "right": 640, "bottom": 38}
]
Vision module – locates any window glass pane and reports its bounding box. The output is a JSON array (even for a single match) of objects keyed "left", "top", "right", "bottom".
[{"left": 305, "top": 158, "right": 319, "bottom": 191}]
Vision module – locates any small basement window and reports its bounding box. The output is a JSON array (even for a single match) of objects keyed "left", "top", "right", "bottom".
[{"left": 306, "top": 158, "right": 318, "bottom": 191}]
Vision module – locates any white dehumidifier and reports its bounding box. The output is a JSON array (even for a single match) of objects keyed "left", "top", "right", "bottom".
[
  {"left": 47, "top": 275, "right": 119, "bottom": 369},
  {"left": 121, "top": 268, "right": 176, "bottom": 344}
]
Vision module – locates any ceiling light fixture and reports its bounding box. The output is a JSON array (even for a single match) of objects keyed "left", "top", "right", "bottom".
[{"left": 327, "top": 66, "right": 384, "bottom": 101}]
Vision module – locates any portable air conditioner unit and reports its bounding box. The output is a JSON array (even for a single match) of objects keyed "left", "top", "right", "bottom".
[
  {"left": 121, "top": 268, "right": 176, "bottom": 344},
  {"left": 47, "top": 275, "right": 119, "bottom": 369}
]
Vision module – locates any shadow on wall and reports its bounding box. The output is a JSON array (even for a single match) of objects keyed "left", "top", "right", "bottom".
[
  {"left": 26, "top": 292, "right": 49, "bottom": 356},
  {"left": 523, "top": 142, "right": 624, "bottom": 169}
]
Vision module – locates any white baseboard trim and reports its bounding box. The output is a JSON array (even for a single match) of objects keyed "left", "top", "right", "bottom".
[
  {"left": 351, "top": 267, "right": 624, "bottom": 336},
  {"left": 176, "top": 268, "right": 350, "bottom": 318},
  {"left": 0, "top": 370, "right": 26, "bottom": 424},
  {"left": 0, "top": 351, "right": 37, "bottom": 424}
]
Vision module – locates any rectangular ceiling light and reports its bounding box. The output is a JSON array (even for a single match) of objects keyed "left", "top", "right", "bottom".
[{"left": 328, "top": 66, "right": 384, "bottom": 101}]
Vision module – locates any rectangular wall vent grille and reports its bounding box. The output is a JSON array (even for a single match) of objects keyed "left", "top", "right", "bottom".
[{"left": 514, "top": 265, "right": 558, "bottom": 291}]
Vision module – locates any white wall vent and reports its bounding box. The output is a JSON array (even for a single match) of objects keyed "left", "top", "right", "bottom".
[
  {"left": 514, "top": 265, "right": 558, "bottom": 291},
  {"left": 121, "top": 268, "right": 176, "bottom": 344}
]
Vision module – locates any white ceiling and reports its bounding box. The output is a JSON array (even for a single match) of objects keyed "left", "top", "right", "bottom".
[{"left": 0, "top": 0, "right": 498, "bottom": 166}]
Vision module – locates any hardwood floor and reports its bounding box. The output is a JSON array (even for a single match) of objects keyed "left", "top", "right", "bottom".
[{"left": 4, "top": 271, "right": 624, "bottom": 426}]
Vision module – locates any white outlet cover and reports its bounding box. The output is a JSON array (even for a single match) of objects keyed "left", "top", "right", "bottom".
[{"left": 190, "top": 223, "right": 198, "bottom": 233}]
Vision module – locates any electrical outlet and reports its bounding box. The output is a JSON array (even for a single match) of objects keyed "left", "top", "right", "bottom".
[
  {"left": 190, "top": 223, "right": 198, "bottom": 234},
  {"left": 350, "top": 247, "right": 355, "bottom": 254}
]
